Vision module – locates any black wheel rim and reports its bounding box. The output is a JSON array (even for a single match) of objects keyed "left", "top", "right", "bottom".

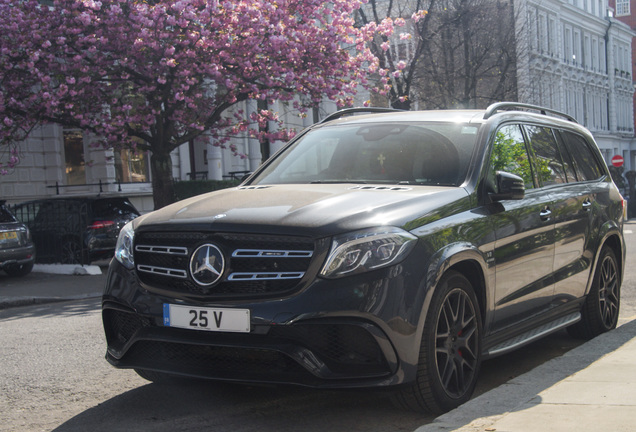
[
  {"left": 435, "top": 288, "right": 479, "bottom": 398},
  {"left": 598, "top": 254, "right": 619, "bottom": 329},
  {"left": 61, "top": 242, "right": 81, "bottom": 264}
]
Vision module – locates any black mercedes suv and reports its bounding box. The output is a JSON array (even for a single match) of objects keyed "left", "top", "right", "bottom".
[{"left": 102, "top": 103, "right": 625, "bottom": 413}]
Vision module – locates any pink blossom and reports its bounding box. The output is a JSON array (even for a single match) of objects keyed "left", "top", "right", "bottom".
[{"left": 0, "top": 0, "right": 381, "bottom": 207}]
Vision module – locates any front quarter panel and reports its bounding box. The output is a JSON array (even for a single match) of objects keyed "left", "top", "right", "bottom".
[{"left": 409, "top": 205, "right": 495, "bottom": 340}]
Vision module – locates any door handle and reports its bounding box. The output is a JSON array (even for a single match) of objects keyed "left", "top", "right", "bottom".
[
  {"left": 540, "top": 208, "right": 552, "bottom": 222},
  {"left": 582, "top": 200, "right": 592, "bottom": 211}
]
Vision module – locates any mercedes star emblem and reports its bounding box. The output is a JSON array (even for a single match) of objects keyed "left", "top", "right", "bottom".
[{"left": 189, "top": 243, "right": 225, "bottom": 286}]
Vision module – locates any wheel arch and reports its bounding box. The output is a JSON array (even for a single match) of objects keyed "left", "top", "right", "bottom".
[
  {"left": 448, "top": 260, "right": 488, "bottom": 328},
  {"left": 587, "top": 226, "right": 625, "bottom": 296},
  {"left": 423, "top": 243, "right": 490, "bottom": 329}
]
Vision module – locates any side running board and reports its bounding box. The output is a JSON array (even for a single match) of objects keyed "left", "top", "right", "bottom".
[{"left": 485, "top": 312, "right": 581, "bottom": 358}]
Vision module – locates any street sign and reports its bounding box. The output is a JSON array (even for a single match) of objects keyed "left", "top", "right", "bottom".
[{"left": 611, "top": 155, "right": 624, "bottom": 167}]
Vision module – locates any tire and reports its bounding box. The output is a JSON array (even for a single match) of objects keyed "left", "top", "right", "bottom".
[
  {"left": 568, "top": 246, "right": 620, "bottom": 340},
  {"left": 4, "top": 261, "right": 34, "bottom": 277},
  {"left": 392, "top": 270, "right": 482, "bottom": 414}
]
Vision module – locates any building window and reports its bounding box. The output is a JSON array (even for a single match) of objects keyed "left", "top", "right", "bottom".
[
  {"left": 63, "top": 129, "right": 86, "bottom": 185},
  {"left": 115, "top": 149, "right": 149, "bottom": 183},
  {"left": 616, "top": 0, "right": 630, "bottom": 16}
]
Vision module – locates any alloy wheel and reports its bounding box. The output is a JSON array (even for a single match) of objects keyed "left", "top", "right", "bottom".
[
  {"left": 598, "top": 254, "right": 619, "bottom": 329},
  {"left": 434, "top": 288, "right": 479, "bottom": 398}
]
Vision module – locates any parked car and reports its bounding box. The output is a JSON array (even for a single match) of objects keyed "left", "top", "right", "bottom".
[
  {"left": 0, "top": 200, "right": 35, "bottom": 277},
  {"left": 12, "top": 196, "right": 140, "bottom": 265},
  {"left": 103, "top": 103, "right": 625, "bottom": 414}
]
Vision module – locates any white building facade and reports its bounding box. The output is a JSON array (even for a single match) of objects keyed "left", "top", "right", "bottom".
[
  {"left": 516, "top": 0, "right": 636, "bottom": 173},
  {"left": 0, "top": 99, "right": 339, "bottom": 213}
]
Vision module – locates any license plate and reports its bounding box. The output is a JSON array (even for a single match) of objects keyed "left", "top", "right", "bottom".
[
  {"left": 163, "top": 304, "right": 250, "bottom": 333},
  {"left": 0, "top": 231, "right": 17, "bottom": 241}
]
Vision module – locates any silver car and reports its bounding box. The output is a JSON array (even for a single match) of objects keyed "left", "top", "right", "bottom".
[{"left": 0, "top": 200, "right": 35, "bottom": 277}]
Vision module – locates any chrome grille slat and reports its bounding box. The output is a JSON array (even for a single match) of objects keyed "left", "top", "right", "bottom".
[
  {"left": 137, "top": 265, "right": 188, "bottom": 278},
  {"left": 228, "top": 272, "right": 305, "bottom": 281},
  {"left": 232, "top": 249, "right": 313, "bottom": 258},
  {"left": 135, "top": 245, "right": 188, "bottom": 255}
]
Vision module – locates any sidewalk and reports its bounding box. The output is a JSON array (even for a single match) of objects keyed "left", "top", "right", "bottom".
[
  {"left": 418, "top": 317, "right": 636, "bottom": 432},
  {"left": 0, "top": 262, "right": 107, "bottom": 309}
]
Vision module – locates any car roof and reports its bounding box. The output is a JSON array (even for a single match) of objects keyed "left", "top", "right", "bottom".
[
  {"left": 320, "top": 110, "right": 487, "bottom": 127},
  {"left": 317, "top": 102, "right": 583, "bottom": 132}
]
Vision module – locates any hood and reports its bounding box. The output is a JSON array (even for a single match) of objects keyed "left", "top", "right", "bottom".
[{"left": 136, "top": 184, "right": 470, "bottom": 237}]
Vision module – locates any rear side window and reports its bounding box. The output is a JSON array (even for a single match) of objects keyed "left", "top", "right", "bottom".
[
  {"left": 558, "top": 131, "right": 604, "bottom": 181},
  {"left": 0, "top": 205, "right": 17, "bottom": 223},
  {"left": 92, "top": 199, "right": 139, "bottom": 218}
]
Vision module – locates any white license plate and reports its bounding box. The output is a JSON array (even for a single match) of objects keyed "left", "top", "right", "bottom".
[{"left": 163, "top": 304, "right": 250, "bottom": 333}]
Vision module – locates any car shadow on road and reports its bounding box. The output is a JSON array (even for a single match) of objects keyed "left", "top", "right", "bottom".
[
  {"left": 51, "top": 379, "right": 432, "bottom": 432},
  {"left": 48, "top": 330, "right": 590, "bottom": 432},
  {"left": 46, "top": 321, "right": 609, "bottom": 432}
]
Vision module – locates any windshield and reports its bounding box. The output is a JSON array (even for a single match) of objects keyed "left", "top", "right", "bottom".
[{"left": 251, "top": 122, "right": 480, "bottom": 186}]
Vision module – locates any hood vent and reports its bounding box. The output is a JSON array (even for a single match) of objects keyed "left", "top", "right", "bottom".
[
  {"left": 239, "top": 186, "right": 271, "bottom": 190},
  {"left": 348, "top": 185, "right": 412, "bottom": 191}
]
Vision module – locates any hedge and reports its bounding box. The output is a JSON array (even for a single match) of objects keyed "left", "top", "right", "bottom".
[{"left": 174, "top": 179, "right": 241, "bottom": 201}]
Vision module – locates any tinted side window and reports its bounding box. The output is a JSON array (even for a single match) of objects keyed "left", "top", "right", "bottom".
[
  {"left": 558, "top": 131, "right": 604, "bottom": 181},
  {"left": 92, "top": 199, "right": 139, "bottom": 218},
  {"left": 491, "top": 124, "right": 535, "bottom": 189},
  {"left": 0, "top": 205, "right": 17, "bottom": 223},
  {"left": 524, "top": 125, "right": 568, "bottom": 187}
]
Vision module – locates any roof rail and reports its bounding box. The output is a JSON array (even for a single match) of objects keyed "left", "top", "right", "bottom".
[
  {"left": 319, "top": 107, "right": 404, "bottom": 124},
  {"left": 484, "top": 102, "right": 578, "bottom": 123}
]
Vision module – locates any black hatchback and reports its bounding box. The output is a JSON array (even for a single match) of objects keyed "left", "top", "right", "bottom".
[
  {"left": 103, "top": 103, "right": 625, "bottom": 414},
  {"left": 12, "top": 196, "right": 140, "bottom": 265}
]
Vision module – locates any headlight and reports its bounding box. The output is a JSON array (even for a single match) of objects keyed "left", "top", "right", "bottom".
[
  {"left": 115, "top": 221, "right": 135, "bottom": 269},
  {"left": 320, "top": 227, "right": 417, "bottom": 278}
]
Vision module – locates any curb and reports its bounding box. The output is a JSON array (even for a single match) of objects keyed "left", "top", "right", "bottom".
[{"left": 0, "top": 293, "right": 102, "bottom": 310}]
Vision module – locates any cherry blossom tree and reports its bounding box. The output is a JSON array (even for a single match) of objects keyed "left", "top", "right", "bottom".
[
  {"left": 356, "top": 0, "right": 433, "bottom": 110},
  {"left": 0, "top": 0, "right": 380, "bottom": 209}
]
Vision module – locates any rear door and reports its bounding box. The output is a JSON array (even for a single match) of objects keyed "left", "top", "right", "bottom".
[{"left": 552, "top": 130, "right": 608, "bottom": 301}]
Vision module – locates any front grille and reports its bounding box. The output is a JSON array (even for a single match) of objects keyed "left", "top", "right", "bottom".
[{"left": 134, "top": 231, "right": 315, "bottom": 298}]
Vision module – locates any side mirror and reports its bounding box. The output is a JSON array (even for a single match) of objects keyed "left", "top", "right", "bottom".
[{"left": 489, "top": 171, "right": 525, "bottom": 201}]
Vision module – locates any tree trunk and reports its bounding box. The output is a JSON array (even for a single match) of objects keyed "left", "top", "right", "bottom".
[{"left": 150, "top": 150, "right": 176, "bottom": 210}]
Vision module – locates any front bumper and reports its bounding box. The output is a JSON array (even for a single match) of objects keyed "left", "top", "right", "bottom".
[{"left": 102, "top": 255, "right": 428, "bottom": 389}]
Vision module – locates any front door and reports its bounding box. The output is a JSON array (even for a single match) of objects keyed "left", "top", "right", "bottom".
[{"left": 487, "top": 124, "right": 556, "bottom": 333}]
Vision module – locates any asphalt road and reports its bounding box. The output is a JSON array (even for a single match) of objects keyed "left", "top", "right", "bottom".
[{"left": 0, "top": 221, "right": 634, "bottom": 431}]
